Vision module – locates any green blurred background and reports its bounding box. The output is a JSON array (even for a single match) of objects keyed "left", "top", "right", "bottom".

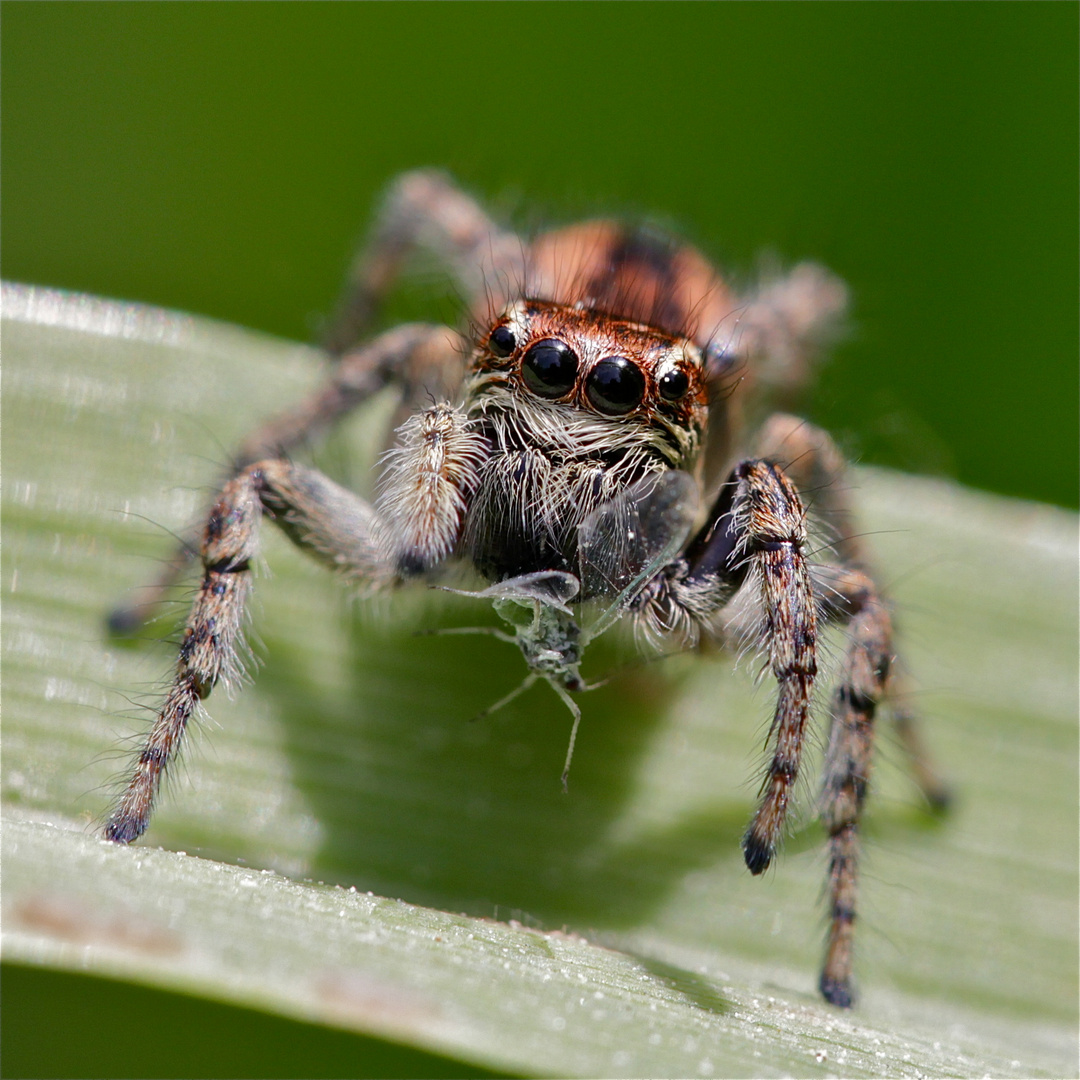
[
  {"left": 2, "top": 7, "right": 1077, "bottom": 1076},
  {"left": 3, "top": 2, "right": 1077, "bottom": 507}
]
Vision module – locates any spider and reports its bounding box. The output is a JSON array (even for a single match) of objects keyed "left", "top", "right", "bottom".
[{"left": 104, "top": 171, "right": 947, "bottom": 1008}]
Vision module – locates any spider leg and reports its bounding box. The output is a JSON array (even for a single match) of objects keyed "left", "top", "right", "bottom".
[
  {"left": 756, "top": 413, "right": 948, "bottom": 798},
  {"left": 712, "top": 463, "right": 818, "bottom": 876},
  {"left": 105, "top": 459, "right": 395, "bottom": 844},
  {"left": 734, "top": 264, "right": 848, "bottom": 403},
  {"left": 753, "top": 413, "right": 947, "bottom": 1006},
  {"left": 106, "top": 387, "right": 484, "bottom": 844},
  {"left": 108, "top": 322, "right": 463, "bottom": 634},
  {"left": 699, "top": 264, "right": 847, "bottom": 497},
  {"left": 751, "top": 412, "right": 863, "bottom": 563},
  {"left": 323, "top": 169, "right": 525, "bottom": 355},
  {"left": 234, "top": 323, "right": 465, "bottom": 466},
  {"left": 890, "top": 690, "right": 951, "bottom": 811},
  {"left": 111, "top": 169, "right": 518, "bottom": 636},
  {"left": 636, "top": 457, "right": 819, "bottom": 875},
  {"left": 807, "top": 562, "right": 891, "bottom": 1008},
  {"left": 633, "top": 419, "right": 940, "bottom": 1007}
]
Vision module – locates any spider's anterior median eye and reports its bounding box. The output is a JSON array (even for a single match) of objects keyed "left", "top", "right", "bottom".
[
  {"left": 658, "top": 367, "right": 690, "bottom": 402},
  {"left": 586, "top": 356, "right": 646, "bottom": 414},
  {"left": 488, "top": 324, "right": 516, "bottom": 357},
  {"left": 522, "top": 339, "right": 578, "bottom": 397}
]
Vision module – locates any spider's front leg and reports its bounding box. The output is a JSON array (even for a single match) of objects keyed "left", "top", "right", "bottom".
[
  {"left": 710, "top": 462, "right": 819, "bottom": 873},
  {"left": 105, "top": 402, "right": 486, "bottom": 844},
  {"left": 634, "top": 458, "right": 819, "bottom": 872}
]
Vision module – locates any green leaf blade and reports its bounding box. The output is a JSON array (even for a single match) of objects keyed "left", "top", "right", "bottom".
[{"left": 3, "top": 285, "right": 1077, "bottom": 1077}]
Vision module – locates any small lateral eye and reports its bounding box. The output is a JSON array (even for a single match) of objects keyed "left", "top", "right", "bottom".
[
  {"left": 488, "top": 324, "right": 516, "bottom": 357},
  {"left": 586, "top": 356, "right": 646, "bottom": 415},
  {"left": 658, "top": 367, "right": 690, "bottom": 402},
  {"left": 522, "top": 339, "right": 578, "bottom": 398}
]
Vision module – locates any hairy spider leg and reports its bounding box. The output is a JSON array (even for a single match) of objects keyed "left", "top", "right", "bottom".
[
  {"left": 103, "top": 171, "right": 950, "bottom": 1010},
  {"left": 632, "top": 458, "right": 819, "bottom": 874},
  {"left": 105, "top": 459, "right": 397, "bottom": 842},
  {"left": 110, "top": 169, "right": 523, "bottom": 636},
  {"left": 752, "top": 412, "right": 947, "bottom": 1006},
  {"left": 106, "top": 380, "right": 486, "bottom": 842},
  {"left": 755, "top": 413, "right": 948, "bottom": 792},
  {"left": 107, "top": 322, "right": 465, "bottom": 634},
  {"left": 323, "top": 169, "right": 525, "bottom": 356}
]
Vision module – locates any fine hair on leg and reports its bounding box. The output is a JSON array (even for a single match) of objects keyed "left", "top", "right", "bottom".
[
  {"left": 107, "top": 323, "right": 462, "bottom": 636},
  {"left": 105, "top": 459, "right": 399, "bottom": 843}
]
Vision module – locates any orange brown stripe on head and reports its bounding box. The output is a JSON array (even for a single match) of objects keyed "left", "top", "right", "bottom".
[{"left": 469, "top": 299, "right": 709, "bottom": 470}]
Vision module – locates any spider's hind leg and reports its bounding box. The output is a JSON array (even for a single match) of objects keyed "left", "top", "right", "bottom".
[
  {"left": 324, "top": 170, "right": 526, "bottom": 355},
  {"left": 109, "top": 170, "right": 516, "bottom": 637}
]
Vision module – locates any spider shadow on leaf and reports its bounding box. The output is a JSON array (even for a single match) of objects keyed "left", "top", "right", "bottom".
[{"left": 257, "top": 593, "right": 752, "bottom": 932}]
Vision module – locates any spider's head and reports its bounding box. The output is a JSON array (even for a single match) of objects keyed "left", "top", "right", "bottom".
[{"left": 466, "top": 299, "right": 709, "bottom": 470}]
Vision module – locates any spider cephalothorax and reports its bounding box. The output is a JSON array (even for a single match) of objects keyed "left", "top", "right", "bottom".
[
  {"left": 104, "top": 171, "right": 947, "bottom": 1009},
  {"left": 457, "top": 299, "right": 709, "bottom": 588}
]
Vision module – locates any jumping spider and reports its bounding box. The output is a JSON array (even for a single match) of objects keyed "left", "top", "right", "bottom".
[{"left": 105, "top": 171, "right": 947, "bottom": 1007}]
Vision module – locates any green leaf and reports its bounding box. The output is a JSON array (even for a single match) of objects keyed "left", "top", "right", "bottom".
[{"left": 3, "top": 284, "right": 1077, "bottom": 1078}]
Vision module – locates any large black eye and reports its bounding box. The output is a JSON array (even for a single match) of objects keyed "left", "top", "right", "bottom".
[
  {"left": 586, "top": 356, "right": 646, "bottom": 414},
  {"left": 522, "top": 339, "right": 578, "bottom": 398},
  {"left": 658, "top": 367, "right": 690, "bottom": 402},
  {"left": 488, "top": 324, "right": 516, "bottom": 357}
]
